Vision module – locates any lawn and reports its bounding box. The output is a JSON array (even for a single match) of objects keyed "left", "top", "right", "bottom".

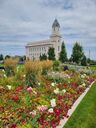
[
  {"left": 64, "top": 82, "right": 96, "bottom": 128},
  {"left": 89, "top": 66, "right": 96, "bottom": 70}
]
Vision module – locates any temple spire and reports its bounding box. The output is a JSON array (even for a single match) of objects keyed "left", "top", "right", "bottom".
[{"left": 52, "top": 19, "right": 60, "bottom": 28}]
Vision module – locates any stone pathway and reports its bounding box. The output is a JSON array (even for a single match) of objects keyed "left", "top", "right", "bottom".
[{"left": 56, "top": 81, "right": 95, "bottom": 128}]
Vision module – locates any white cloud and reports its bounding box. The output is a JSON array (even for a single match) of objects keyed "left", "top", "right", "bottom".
[{"left": 0, "top": 0, "right": 96, "bottom": 59}]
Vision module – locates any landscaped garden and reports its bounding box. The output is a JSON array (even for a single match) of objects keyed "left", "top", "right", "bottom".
[{"left": 0, "top": 58, "right": 96, "bottom": 128}]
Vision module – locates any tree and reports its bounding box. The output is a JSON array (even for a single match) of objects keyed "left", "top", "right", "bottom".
[
  {"left": 81, "top": 55, "right": 87, "bottom": 66},
  {"left": 19, "top": 56, "right": 26, "bottom": 62},
  {"left": 59, "top": 42, "right": 67, "bottom": 63},
  {"left": 87, "top": 58, "right": 91, "bottom": 65},
  {"left": 23, "top": 55, "right": 26, "bottom": 61},
  {"left": 71, "top": 42, "right": 84, "bottom": 64},
  {"left": 40, "top": 54, "right": 47, "bottom": 61},
  {"left": 5, "top": 55, "right": 11, "bottom": 59},
  {"left": 48, "top": 47, "right": 55, "bottom": 60},
  {"left": 0, "top": 54, "right": 3, "bottom": 61}
]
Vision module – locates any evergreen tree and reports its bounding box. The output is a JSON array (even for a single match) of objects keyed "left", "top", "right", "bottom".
[
  {"left": 48, "top": 47, "right": 55, "bottom": 60},
  {"left": 71, "top": 42, "right": 84, "bottom": 64},
  {"left": 0, "top": 54, "right": 3, "bottom": 60},
  {"left": 81, "top": 55, "right": 87, "bottom": 66},
  {"left": 87, "top": 58, "right": 91, "bottom": 65},
  {"left": 59, "top": 42, "right": 67, "bottom": 63},
  {"left": 40, "top": 54, "right": 47, "bottom": 60}
]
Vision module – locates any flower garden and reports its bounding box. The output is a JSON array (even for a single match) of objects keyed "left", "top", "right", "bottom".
[{"left": 0, "top": 59, "right": 96, "bottom": 128}]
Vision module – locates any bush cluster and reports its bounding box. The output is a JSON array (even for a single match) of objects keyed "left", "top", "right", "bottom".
[
  {"left": 4, "top": 58, "right": 18, "bottom": 76},
  {"left": 25, "top": 60, "right": 53, "bottom": 87}
]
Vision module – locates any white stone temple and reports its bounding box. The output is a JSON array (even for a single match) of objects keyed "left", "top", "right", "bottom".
[{"left": 26, "top": 19, "right": 63, "bottom": 60}]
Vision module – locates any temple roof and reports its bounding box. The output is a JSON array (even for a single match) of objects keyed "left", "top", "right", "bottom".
[{"left": 52, "top": 19, "right": 60, "bottom": 28}]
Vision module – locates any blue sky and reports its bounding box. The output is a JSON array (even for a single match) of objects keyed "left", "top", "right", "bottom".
[{"left": 0, "top": 0, "right": 96, "bottom": 60}]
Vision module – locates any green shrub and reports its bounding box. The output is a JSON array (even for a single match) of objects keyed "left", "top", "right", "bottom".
[
  {"left": 41, "top": 60, "right": 53, "bottom": 75},
  {"left": 0, "top": 76, "right": 24, "bottom": 89},
  {"left": 15, "top": 66, "right": 25, "bottom": 80},
  {"left": 40, "top": 54, "right": 47, "bottom": 60},
  {"left": 4, "top": 58, "right": 18, "bottom": 76},
  {"left": 53, "top": 60, "right": 60, "bottom": 71},
  {"left": 47, "top": 75, "right": 65, "bottom": 83},
  {"left": 25, "top": 60, "right": 53, "bottom": 87},
  {"left": 25, "top": 60, "right": 42, "bottom": 87}
]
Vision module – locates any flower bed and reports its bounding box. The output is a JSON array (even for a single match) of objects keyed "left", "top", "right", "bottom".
[{"left": 0, "top": 70, "right": 96, "bottom": 128}]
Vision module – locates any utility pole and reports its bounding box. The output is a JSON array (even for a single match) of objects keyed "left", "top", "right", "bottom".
[{"left": 88, "top": 49, "right": 91, "bottom": 67}]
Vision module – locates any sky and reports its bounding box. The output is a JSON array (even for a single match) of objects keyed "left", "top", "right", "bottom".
[{"left": 0, "top": 0, "right": 96, "bottom": 60}]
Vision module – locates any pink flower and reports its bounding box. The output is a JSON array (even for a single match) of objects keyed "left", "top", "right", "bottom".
[
  {"left": 37, "top": 105, "right": 48, "bottom": 112},
  {"left": 29, "top": 110, "right": 36, "bottom": 117},
  {"left": 27, "top": 87, "right": 32, "bottom": 92}
]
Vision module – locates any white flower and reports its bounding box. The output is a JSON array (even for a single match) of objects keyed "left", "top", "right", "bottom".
[
  {"left": 23, "top": 74, "right": 26, "bottom": 77},
  {"left": 62, "top": 89, "right": 66, "bottom": 93},
  {"left": 51, "top": 82, "right": 56, "bottom": 87},
  {"left": 82, "top": 83, "right": 86, "bottom": 87},
  {"left": 81, "top": 74, "right": 86, "bottom": 79},
  {"left": 84, "top": 74, "right": 86, "bottom": 76},
  {"left": 50, "top": 99, "right": 56, "bottom": 107},
  {"left": 7, "top": 85, "right": 11, "bottom": 90},
  {"left": 33, "top": 90, "right": 37, "bottom": 95},
  {"left": 79, "top": 83, "right": 86, "bottom": 87},
  {"left": 4, "top": 74, "right": 7, "bottom": 77},
  {"left": 54, "top": 88, "right": 59, "bottom": 94},
  {"left": 38, "top": 82, "right": 41, "bottom": 86},
  {"left": 2, "top": 69, "right": 5, "bottom": 72},
  {"left": 48, "top": 108, "right": 53, "bottom": 113}
]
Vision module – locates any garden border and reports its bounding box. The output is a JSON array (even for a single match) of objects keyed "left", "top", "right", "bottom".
[{"left": 56, "top": 81, "right": 95, "bottom": 128}]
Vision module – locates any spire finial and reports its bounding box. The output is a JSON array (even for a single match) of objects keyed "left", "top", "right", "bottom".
[{"left": 52, "top": 18, "right": 60, "bottom": 28}]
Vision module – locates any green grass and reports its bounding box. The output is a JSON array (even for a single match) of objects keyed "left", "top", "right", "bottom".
[
  {"left": 0, "top": 63, "right": 4, "bottom": 67},
  {"left": 89, "top": 66, "right": 96, "bottom": 70},
  {"left": 64, "top": 82, "right": 96, "bottom": 128}
]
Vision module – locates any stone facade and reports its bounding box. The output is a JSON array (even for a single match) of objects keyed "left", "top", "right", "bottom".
[{"left": 26, "top": 19, "right": 63, "bottom": 60}]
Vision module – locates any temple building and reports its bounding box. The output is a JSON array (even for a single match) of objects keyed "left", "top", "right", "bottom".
[{"left": 26, "top": 19, "right": 63, "bottom": 60}]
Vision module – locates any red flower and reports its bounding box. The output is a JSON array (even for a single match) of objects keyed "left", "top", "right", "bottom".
[
  {"left": 21, "top": 119, "right": 25, "bottom": 125},
  {"left": 10, "top": 124, "right": 17, "bottom": 128},
  {"left": 42, "top": 124, "right": 45, "bottom": 128},
  {"left": 58, "top": 95, "right": 63, "bottom": 100},
  {"left": 38, "top": 115, "right": 45, "bottom": 125},
  {"left": 11, "top": 95, "right": 19, "bottom": 101},
  {"left": 16, "top": 86, "right": 23, "bottom": 92},
  {"left": 71, "top": 82, "right": 78, "bottom": 89}
]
